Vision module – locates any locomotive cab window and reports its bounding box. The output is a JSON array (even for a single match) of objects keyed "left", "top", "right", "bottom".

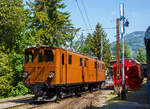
[
  {"left": 45, "top": 50, "right": 54, "bottom": 62},
  {"left": 69, "top": 55, "right": 72, "bottom": 64},
  {"left": 25, "top": 52, "right": 33, "bottom": 63}
]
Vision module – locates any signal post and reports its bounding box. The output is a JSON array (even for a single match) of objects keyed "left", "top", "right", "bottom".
[{"left": 120, "top": 3, "right": 129, "bottom": 100}]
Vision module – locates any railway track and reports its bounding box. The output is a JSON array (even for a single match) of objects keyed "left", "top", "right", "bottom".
[
  {"left": 0, "top": 88, "right": 110, "bottom": 109},
  {"left": 0, "top": 96, "right": 34, "bottom": 109},
  {"left": 0, "top": 95, "right": 34, "bottom": 104}
]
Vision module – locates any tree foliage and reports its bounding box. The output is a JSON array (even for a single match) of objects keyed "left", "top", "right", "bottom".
[
  {"left": 74, "top": 23, "right": 112, "bottom": 71},
  {"left": 0, "top": 0, "right": 31, "bottom": 97},
  {"left": 0, "top": 0, "right": 25, "bottom": 49},
  {"left": 0, "top": 47, "right": 14, "bottom": 97},
  {"left": 136, "top": 48, "right": 146, "bottom": 62},
  {"left": 30, "top": 0, "right": 73, "bottom": 46},
  {"left": 90, "top": 23, "right": 111, "bottom": 70}
]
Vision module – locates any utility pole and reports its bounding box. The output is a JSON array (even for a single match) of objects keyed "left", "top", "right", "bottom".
[
  {"left": 116, "top": 18, "right": 121, "bottom": 96},
  {"left": 101, "top": 36, "right": 103, "bottom": 61},
  {"left": 120, "top": 3, "right": 129, "bottom": 100}
]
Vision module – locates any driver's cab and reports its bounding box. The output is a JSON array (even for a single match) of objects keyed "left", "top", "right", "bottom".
[{"left": 24, "top": 46, "right": 56, "bottom": 85}]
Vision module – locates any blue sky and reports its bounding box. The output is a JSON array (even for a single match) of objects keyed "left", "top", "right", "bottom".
[{"left": 64, "top": 0, "right": 150, "bottom": 42}]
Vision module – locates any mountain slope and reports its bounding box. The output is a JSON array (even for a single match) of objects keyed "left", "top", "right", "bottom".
[{"left": 111, "top": 31, "right": 145, "bottom": 58}]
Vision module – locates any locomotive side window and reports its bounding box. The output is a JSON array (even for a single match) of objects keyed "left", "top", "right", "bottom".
[
  {"left": 94, "top": 62, "right": 97, "bottom": 68},
  {"left": 38, "top": 53, "right": 42, "bottom": 62},
  {"left": 69, "top": 55, "right": 72, "bottom": 64},
  {"left": 84, "top": 59, "right": 86, "bottom": 67},
  {"left": 84, "top": 58, "right": 88, "bottom": 67},
  {"left": 45, "top": 50, "right": 54, "bottom": 62},
  {"left": 25, "top": 52, "right": 33, "bottom": 63},
  {"left": 80, "top": 58, "right": 82, "bottom": 66},
  {"left": 62, "top": 53, "right": 64, "bottom": 65}
]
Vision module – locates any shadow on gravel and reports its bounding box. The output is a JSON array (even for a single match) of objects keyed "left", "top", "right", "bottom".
[
  {"left": 88, "top": 83, "right": 150, "bottom": 109},
  {"left": 11, "top": 98, "right": 34, "bottom": 104},
  {"left": 11, "top": 98, "right": 60, "bottom": 105}
]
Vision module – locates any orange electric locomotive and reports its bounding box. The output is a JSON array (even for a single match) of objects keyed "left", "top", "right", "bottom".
[{"left": 24, "top": 46, "right": 105, "bottom": 101}]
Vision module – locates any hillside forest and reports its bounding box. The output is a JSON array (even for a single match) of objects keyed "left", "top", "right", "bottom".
[{"left": 0, "top": 0, "right": 146, "bottom": 98}]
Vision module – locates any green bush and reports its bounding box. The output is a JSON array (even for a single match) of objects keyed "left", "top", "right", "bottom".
[
  {"left": 9, "top": 82, "right": 29, "bottom": 97},
  {"left": 0, "top": 49, "right": 14, "bottom": 97}
]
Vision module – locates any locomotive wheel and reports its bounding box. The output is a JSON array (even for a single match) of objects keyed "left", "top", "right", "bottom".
[
  {"left": 98, "top": 83, "right": 102, "bottom": 89},
  {"left": 57, "top": 91, "right": 64, "bottom": 100},
  {"left": 33, "top": 83, "right": 44, "bottom": 99},
  {"left": 48, "top": 95, "right": 57, "bottom": 101},
  {"left": 75, "top": 88, "right": 80, "bottom": 97},
  {"left": 88, "top": 86, "right": 92, "bottom": 92}
]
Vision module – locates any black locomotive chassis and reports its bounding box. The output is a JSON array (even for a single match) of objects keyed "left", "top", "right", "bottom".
[{"left": 25, "top": 81, "right": 104, "bottom": 101}]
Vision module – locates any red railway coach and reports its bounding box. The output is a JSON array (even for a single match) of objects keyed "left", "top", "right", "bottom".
[
  {"left": 23, "top": 46, "right": 105, "bottom": 101},
  {"left": 113, "top": 58, "right": 143, "bottom": 90}
]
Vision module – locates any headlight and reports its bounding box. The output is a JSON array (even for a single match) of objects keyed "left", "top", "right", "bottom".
[
  {"left": 48, "top": 71, "right": 55, "bottom": 79},
  {"left": 23, "top": 71, "right": 28, "bottom": 78}
]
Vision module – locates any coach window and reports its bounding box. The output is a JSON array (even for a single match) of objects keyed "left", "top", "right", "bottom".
[
  {"left": 69, "top": 55, "right": 72, "bottom": 64},
  {"left": 80, "top": 58, "right": 82, "bottom": 66},
  {"left": 25, "top": 52, "right": 33, "bottom": 63},
  {"left": 45, "top": 50, "right": 54, "bottom": 62},
  {"left": 62, "top": 54, "right": 64, "bottom": 65}
]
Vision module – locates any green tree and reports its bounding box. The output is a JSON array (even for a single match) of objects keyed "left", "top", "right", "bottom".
[
  {"left": 0, "top": 47, "right": 14, "bottom": 97},
  {"left": 79, "top": 33, "right": 93, "bottom": 55},
  {"left": 71, "top": 33, "right": 87, "bottom": 53},
  {"left": 136, "top": 48, "right": 146, "bottom": 62},
  {"left": 78, "top": 23, "right": 111, "bottom": 71},
  {"left": 0, "top": 0, "right": 25, "bottom": 49},
  {"left": 91, "top": 23, "right": 111, "bottom": 70},
  {"left": 0, "top": 0, "right": 32, "bottom": 97},
  {"left": 8, "top": 5, "right": 35, "bottom": 97},
  {"left": 30, "top": 0, "right": 73, "bottom": 46}
]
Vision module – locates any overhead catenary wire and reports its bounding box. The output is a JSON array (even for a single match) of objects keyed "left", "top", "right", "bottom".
[
  {"left": 75, "top": 0, "right": 89, "bottom": 31},
  {"left": 80, "top": 0, "right": 92, "bottom": 30},
  {"left": 80, "top": 27, "right": 116, "bottom": 31}
]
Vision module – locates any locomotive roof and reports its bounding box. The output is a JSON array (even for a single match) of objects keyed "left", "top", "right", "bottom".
[{"left": 25, "top": 45, "right": 104, "bottom": 63}]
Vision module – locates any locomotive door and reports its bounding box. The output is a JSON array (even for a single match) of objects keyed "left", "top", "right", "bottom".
[
  {"left": 61, "top": 50, "right": 67, "bottom": 84},
  {"left": 33, "top": 48, "right": 44, "bottom": 82},
  {"left": 83, "top": 58, "right": 88, "bottom": 82}
]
